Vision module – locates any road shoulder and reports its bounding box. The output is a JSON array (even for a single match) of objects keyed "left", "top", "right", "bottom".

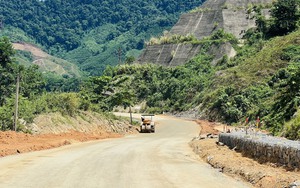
[{"left": 190, "top": 120, "right": 300, "bottom": 188}]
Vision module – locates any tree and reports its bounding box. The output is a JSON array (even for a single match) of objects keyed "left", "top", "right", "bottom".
[
  {"left": 0, "top": 37, "right": 15, "bottom": 68},
  {"left": 270, "top": 0, "right": 300, "bottom": 35},
  {"left": 125, "top": 55, "right": 135, "bottom": 64},
  {"left": 0, "top": 37, "right": 47, "bottom": 130},
  {"left": 253, "top": 6, "right": 269, "bottom": 37},
  {"left": 20, "top": 65, "right": 45, "bottom": 98},
  {"left": 80, "top": 73, "right": 137, "bottom": 111},
  {"left": 0, "top": 37, "right": 16, "bottom": 106}
]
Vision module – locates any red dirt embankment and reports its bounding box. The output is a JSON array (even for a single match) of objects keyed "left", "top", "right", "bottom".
[
  {"left": 0, "top": 130, "right": 121, "bottom": 157},
  {"left": 0, "top": 111, "right": 137, "bottom": 157}
]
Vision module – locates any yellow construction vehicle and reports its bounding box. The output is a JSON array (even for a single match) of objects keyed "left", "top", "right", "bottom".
[{"left": 140, "top": 114, "right": 155, "bottom": 133}]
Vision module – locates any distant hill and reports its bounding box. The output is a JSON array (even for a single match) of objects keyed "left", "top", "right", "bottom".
[{"left": 0, "top": 0, "right": 204, "bottom": 75}]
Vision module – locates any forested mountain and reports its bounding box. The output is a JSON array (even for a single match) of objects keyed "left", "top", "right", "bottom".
[
  {"left": 80, "top": 0, "right": 300, "bottom": 139},
  {"left": 0, "top": 0, "right": 204, "bottom": 75}
]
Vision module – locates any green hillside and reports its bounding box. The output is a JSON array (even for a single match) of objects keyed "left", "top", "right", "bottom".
[
  {"left": 1, "top": 0, "right": 299, "bottom": 140},
  {"left": 0, "top": 0, "right": 204, "bottom": 75},
  {"left": 82, "top": 28, "right": 299, "bottom": 138}
]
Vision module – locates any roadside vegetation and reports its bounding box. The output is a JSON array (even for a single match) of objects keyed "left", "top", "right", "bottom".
[
  {"left": 83, "top": 0, "right": 300, "bottom": 139},
  {"left": 0, "top": 37, "right": 129, "bottom": 131},
  {"left": 0, "top": 0, "right": 299, "bottom": 140}
]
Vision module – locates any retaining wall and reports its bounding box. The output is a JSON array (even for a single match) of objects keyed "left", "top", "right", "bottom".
[{"left": 219, "top": 132, "right": 300, "bottom": 169}]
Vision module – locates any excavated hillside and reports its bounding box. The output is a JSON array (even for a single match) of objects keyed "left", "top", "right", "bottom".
[
  {"left": 137, "top": 0, "right": 272, "bottom": 66},
  {"left": 13, "top": 42, "right": 82, "bottom": 77}
]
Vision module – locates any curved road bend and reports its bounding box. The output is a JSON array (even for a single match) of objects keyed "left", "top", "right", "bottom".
[{"left": 0, "top": 115, "right": 251, "bottom": 188}]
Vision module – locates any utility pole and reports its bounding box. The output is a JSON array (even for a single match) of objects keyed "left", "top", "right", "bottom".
[
  {"left": 14, "top": 73, "right": 20, "bottom": 131},
  {"left": 129, "top": 106, "right": 133, "bottom": 127}
]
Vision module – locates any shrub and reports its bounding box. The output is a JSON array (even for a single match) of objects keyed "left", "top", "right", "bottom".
[
  {"left": 54, "top": 93, "right": 79, "bottom": 116},
  {"left": 284, "top": 114, "right": 300, "bottom": 140},
  {"left": 0, "top": 105, "right": 14, "bottom": 130}
]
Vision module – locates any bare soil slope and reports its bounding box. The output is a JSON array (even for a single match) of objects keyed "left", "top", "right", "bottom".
[
  {"left": 12, "top": 42, "right": 82, "bottom": 77},
  {"left": 13, "top": 43, "right": 48, "bottom": 58}
]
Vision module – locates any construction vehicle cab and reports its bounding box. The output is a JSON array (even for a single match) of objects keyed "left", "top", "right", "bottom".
[{"left": 140, "top": 114, "right": 155, "bottom": 133}]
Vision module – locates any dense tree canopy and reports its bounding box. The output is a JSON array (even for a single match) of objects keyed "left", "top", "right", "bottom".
[
  {"left": 251, "top": 0, "right": 300, "bottom": 37},
  {"left": 0, "top": 0, "right": 204, "bottom": 75},
  {"left": 270, "top": 0, "right": 300, "bottom": 35},
  {"left": 0, "top": 37, "right": 46, "bottom": 130},
  {"left": 0, "top": 37, "right": 16, "bottom": 106}
]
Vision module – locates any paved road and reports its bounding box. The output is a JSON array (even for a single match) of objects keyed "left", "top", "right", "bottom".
[{"left": 0, "top": 115, "right": 250, "bottom": 188}]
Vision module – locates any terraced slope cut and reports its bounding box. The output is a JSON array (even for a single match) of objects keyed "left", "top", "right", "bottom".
[{"left": 138, "top": 0, "right": 272, "bottom": 66}]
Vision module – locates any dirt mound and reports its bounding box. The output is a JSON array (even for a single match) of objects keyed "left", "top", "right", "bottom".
[
  {"left": 190, "top": 120, "right": 300, "bottom": 188},
  {"left": 195, "top": 119, "right": 221, "bottom": 135}
]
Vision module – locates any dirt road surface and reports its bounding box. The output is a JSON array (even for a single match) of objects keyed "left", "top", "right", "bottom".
[{"left": 0, "top": 115, "right": 250, "bottom": 188}]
